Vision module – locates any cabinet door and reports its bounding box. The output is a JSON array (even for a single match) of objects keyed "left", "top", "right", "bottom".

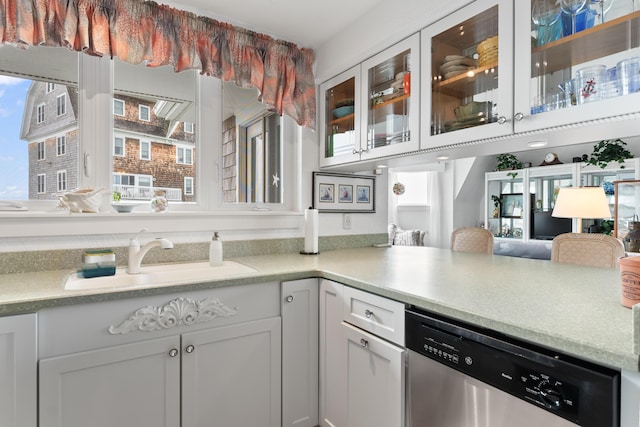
[
  {"left": 181, "top": 317, "right": 281, "bottom": 427},
  {"left": 360, "top": 33, "right": 421, "bottom": 160},
  {"left": 0, "top": 313, "right": 36, "bottom": 427},
  {"left": 513, "top": 0, "right": 640, "bottom": 133},
  {"left": 422, "top": 0, "right": 514, "bottom": 148},
  {"left": 39, "top": 335, "right": 180, "bottom": 427},
  {"left": 319, "top": 279, "right": 346, "bottom": 427},
  {"left": 319, "top": 66, "right": 362, "bottom": 167},
  {"left": 341, "top": 322, "right": 405, "bottom": 427},
  {"left": 282, "top": 279, "right": 319, "bottom": 427}
]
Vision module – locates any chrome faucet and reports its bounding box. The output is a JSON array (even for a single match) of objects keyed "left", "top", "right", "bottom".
[{"left": 127, "top": 228, "right": 173, "bottom": 274}]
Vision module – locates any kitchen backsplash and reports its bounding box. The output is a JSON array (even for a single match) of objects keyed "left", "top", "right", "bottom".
[{"left": 0, "top": 234, "right": 387, "bottom": 274}]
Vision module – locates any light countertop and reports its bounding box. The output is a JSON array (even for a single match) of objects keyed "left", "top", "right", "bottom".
[{"left": 0, "top": 246, "right": 636, "bottom": 371}]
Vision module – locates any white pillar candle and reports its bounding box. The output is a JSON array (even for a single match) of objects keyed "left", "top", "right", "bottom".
[{"left": 304, "top": 207, "right": 319, "bottom": 254}]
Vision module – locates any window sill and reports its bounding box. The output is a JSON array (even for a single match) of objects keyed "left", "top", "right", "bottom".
[{"left": 0, "top": 209, "right": 303, "bottom": 238}]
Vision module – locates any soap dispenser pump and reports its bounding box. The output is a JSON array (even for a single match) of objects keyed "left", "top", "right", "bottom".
[{"left": 209, "top": 232, "right": 223, "bottom": 267}]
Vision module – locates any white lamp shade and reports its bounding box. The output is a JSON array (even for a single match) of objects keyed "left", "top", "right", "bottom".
[{"left": 552, "top": 187, "right": 611, "bottom": 219}]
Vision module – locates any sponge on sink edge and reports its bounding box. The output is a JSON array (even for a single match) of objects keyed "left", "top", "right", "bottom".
[{"left": 81, "top": 249, "right": 116, "bottom": 278}]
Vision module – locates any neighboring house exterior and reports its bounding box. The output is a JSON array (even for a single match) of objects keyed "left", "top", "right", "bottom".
[{"left": 20, "top": 82, "right": 196, "bottom": 202}]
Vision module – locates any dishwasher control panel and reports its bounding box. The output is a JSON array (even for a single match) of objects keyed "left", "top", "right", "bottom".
[{"left": 406, "top": 307, "right": 620, "bottom": 427}]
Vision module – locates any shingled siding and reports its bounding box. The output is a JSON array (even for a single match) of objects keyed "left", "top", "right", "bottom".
[
  {"left": 222, "top": 115, "right": 237, "bottom": 203},
  {"left": 113, "top": 137, "right": 196, "bottom": 202},
  {"left": 28, "top": 129, "right": 80, "bottom": 199}
]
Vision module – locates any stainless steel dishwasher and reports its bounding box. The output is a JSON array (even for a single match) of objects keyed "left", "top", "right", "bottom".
[{"left": 406, "top": 307, "right": 620, "bottom": 427}]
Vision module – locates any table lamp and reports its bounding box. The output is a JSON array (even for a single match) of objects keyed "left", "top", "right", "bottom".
[{"left": 552, "top": 187, "right": 611, "bottom": 233}]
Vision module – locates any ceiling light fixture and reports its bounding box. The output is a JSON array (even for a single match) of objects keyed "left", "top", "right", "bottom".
[{"left": 527, "top": 141, "right": 548, "bottom": 148}]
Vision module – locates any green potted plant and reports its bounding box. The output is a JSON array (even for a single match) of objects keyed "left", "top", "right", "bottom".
[
  {"left": 495, "top": 153, "right": 523, "bottom": 179},
  {"left": 586, "top": 138, "right": 633, "bottom": 169}
]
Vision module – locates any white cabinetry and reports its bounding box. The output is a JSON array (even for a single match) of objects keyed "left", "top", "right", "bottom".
[
  {"left": 485, "top": 159, "right": 640, "bottom": 241},
  {"left": 319, "top": 279, "right": 405, "bottom": 427},
  {"left": 319, "top": 34, "right": 420, "bottom": 167},
  {"left": 0, "top": 313, "right": 36, "bottom": 427},
  {"left": 422, "top": 0, "right": 514, "bottom": 148},
  {"left": 423, "top": 0, "right": 640, "bottom": 147},
  {"left": 281, "top": 279, "right": 319, "bottom": 427},
  {"left": 38, "top": 283, "right": 281, "bottom": 427}
]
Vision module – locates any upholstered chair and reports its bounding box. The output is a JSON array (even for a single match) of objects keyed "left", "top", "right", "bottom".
[
  {"left": 450, "top": 227, "right": 494, "bottom": 254},
  {"left": 551, "top": 233, "right": 625, "bottom": 269}
]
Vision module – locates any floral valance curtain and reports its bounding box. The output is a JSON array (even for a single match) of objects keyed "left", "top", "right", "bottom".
[{"left": 0, "top": 0, "right": 316, "bottom": 128}]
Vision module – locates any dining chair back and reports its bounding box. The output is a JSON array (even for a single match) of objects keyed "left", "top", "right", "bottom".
[
  {"left": 551, "top": 233, "right": 625, "bottom": 269},
  {"left": 450, "top": 227, "right": 494, "bottom": 254}
]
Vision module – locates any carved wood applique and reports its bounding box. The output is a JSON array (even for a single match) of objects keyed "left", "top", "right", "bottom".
[{"left": 108, "top": 297, "right": 238, "bottom": 335}]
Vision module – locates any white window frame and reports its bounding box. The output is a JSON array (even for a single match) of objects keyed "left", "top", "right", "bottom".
[
  {"left": 36, "top": 103, "right": 45, "bottom": 124},
  {"left": 176, "top": 146, "right": 193, "bottom": 165},
  {"left": 139, "top": 104, "right": 151, "bottom": 122},
  {"left": 56, "top": 170, "right": 67, "bottom": 192},
  {"left": 113, "top": 99, "right": 125, "bottom": 116},
  {"left": 37, "top": 141, "right": 45, "bottom": 161},
  {"left": 46, "top": 82, "right": 55, "bottom": 93},
  {"left": 37, "top": 174, "right": 46, "bottom": 194},
  {"left": 184, "top": 122, "right": 194, "bottom": 133},
  {"left": 184, "top": 177, "right": 194, "bottom": 195},
  {"left": 139, "top": 140, "right": 151, "bottom": 160},
  {"left": 0, "top": 56, "right": 302, "bottom": 239},
  {"left": 114, "top": 135, "right": 125, "bottom": 157},
  {"left": 56, "top": 93, "right": 66, "bottom": 116},
  {"left": 56, "top": 135, "right": 66, "bottom": 156}
]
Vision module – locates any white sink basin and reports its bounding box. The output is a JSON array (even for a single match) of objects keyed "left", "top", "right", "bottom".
[{"left": 64, "top": 261, "right": 257, "bottom": 291}]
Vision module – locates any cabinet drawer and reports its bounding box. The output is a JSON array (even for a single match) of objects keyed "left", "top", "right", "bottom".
[{"left": 343, "top": 287, "right": 405, "bottom": 346}]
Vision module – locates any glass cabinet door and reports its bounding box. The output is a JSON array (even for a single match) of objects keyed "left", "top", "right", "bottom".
[
  {"left": 514, "top": 0, "right": 640, "bottom": 132},
  {"left": 486, "top": 172, "right": 526, "bottom": 240},
  {"left": 423, "top": 0, "right": 514, "bottom": 148},
  {"left": 319, "top": 66, "right": 361, "bottom": 167},
  {"left": 360, "top": 34, "right": 420, "bottom": 160},
  {"left": 579, "top": 160, "right": 637, "bottom": 234},
  {"left": 528, "top": 165, "right": 575, "bottom": 238}
]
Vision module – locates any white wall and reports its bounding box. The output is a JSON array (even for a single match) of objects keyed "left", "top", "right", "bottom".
[{"left": 314, "top": 0, "right": 473, "bottom": 82}]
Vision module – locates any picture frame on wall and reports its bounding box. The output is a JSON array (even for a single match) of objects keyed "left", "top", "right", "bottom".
[{"left": 312, "top": 172, "right": 375, "bottom": 213}]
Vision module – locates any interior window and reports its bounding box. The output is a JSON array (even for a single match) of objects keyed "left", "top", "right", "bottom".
[
  {"left": 113, "top": 60, "right": 198, "bottom": 204},
  {"left": 222, "top": 82, "right": 283, "bottom": 205},
  {"left": 0, "top": 45, "right": 79, "bottom": 201}
]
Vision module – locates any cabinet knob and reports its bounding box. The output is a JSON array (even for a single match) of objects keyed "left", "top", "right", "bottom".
[
  {"left": 497, "top": 116, "right": 507, "bottom": 124},
  {"left": 185, "top": 344, "right": 195, "bottom": 354},
  {"left": 514, "top": 112, "right": 524, "bottom": 121},
  {"left": 360, "top": 339, "right": 369, "bottom": 348},
  {"left": 352, "top": 149, "right": 360, "bottom": 154},
  {"left": 169, "top": 348, "right": 179, "bottom": 358},
  {"left": 285, "top": 295, "right": 294, "bottom": 303},
  {"left": 365, "top": 309, "right": 374, "bottom": 319}
]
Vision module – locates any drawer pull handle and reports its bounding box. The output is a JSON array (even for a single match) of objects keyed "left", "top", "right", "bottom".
[
  {"left": 365, "top": 309, "right": 374, "bottom": 319},
  {"left": 285, "top": 295, "right": 294, "bottom": 303},
  {"left": 360, "top": 339, "right": 369, "bottom": 348},
  {"left": 169, "top": 348, "right": 179, "bottom": 358},
  {"left": 185, "top": 345, "right": 195, "bottom": 354}
]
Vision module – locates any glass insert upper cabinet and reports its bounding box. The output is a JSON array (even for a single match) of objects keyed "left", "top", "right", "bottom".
[
  {"left": 319, "top": 35, "right": 420, "bottom": 167},
  {"left": 422, "top": 0, "right": 515, "bottom": 148},
  {"left": 513, "top": 0, "right": 640, "bottom": 132},
  {"left": 359, "top": 34, "right": 420, "bottom": 161},
  {"left": 319, "top": 66, "right": 361, "bottom": 167}
]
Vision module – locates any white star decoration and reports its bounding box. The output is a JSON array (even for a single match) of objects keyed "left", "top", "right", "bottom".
[{"left": 272, "top": 174, "right": 280, "bottom": 188}]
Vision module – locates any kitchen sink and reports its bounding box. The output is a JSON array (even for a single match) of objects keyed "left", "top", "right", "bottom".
[{"left": 64, "top": 261, "right": 257, "bottom": 291}]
